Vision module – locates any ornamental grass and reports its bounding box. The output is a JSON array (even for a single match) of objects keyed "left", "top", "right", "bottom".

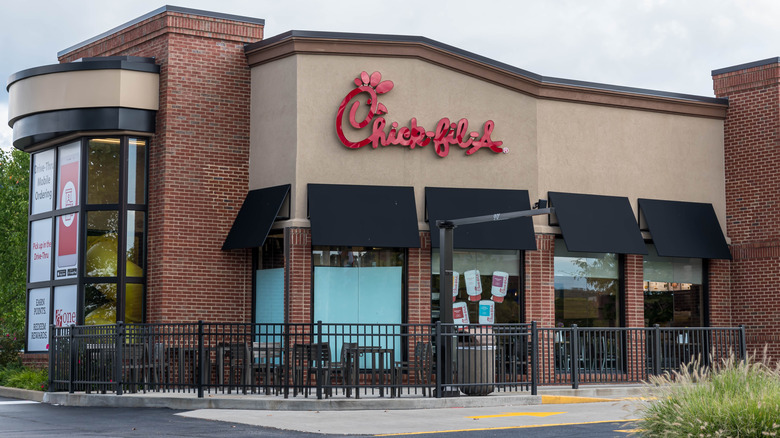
[{"left": 637, "top": 348, "right": 780, "bottom": 437}]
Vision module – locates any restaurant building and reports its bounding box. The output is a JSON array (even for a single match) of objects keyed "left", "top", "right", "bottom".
[{"left": 7, "top": 6, "right": 779, "bottom": 362}]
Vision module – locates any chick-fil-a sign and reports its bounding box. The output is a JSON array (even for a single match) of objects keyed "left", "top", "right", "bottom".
[{"left": 336, "top": 71, "right": 507, "bottom": 158}]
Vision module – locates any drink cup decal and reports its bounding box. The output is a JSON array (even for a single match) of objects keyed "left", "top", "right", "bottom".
[
  {"left": 452, "top": 271, "right": 460, "bottom": 302},
  {"left": 464, "top": 269, "right": 482, "bottom": 301},
  {"left": 453, "top": 301, "right": 470, "bottom": 325},
  {"left": 478, "top": 300, "right": 495, "bottom": 324},
  {"left": 491, "top": 271, "right": 509, "bottom": 303}
]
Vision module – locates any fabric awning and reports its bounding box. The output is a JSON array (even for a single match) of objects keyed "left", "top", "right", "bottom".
[
  {"left": 222, "top": 184, "right": 290, "bottom": 250},
  {"left": 639, "top": 198, "right": 731, "bottom": 259},
  {"left": 308, "top": 184, "right": 420, "bottom": 248},
  {"left": 425, "top": 187, "right": 537, "bottom": 250},
  {"left": 549, "top": 191, "right": 647, "bottom": 254}
]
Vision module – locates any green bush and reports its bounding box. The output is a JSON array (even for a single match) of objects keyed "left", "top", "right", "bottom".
[
  {"left": 637, "top": 351, "right": 780, "bottom": 437},
  {"left": 0, "top": 330, "right": 24, "bottom": 367},
  {"left": 0, "top": 365, "right": 48, "bottom": 391}
]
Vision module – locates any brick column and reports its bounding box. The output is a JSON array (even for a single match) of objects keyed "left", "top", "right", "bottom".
[
  {"left": 408, "top": 232, "right": 432, "bottom": 325},
  {"left": 525, "top": 234, "right": 555, "bottom": 382},
  {"left": 525, "top": 234, "right": 555, "bottom": 327},
  {"left": 623, "top": 254, "right": 646, "bottom": 381},
  {"left": 286, "top": 228, "right": 312, "bottom": 325},
  {"left": 713, "top": 59, "right": 780, "bottom": 360}
]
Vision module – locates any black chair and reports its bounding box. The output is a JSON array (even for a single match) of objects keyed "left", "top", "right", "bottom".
[{"left": 393, "top": 341, "right": 433, "bottom": 397}]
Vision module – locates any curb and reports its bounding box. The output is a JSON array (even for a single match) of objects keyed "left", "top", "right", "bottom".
[
  {"left": 42, "top": 392, "right": 541, "bottom": 411},
  {"left": 0, "top": 386, "right": 45, "bottom": 402}
]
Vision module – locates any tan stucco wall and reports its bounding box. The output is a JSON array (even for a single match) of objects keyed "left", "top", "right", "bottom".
[
  {"left": 7, "top": 70, "right": 159, "bottom": 122},
  {"left": 249, "top": 53, "right": 726, "bottom": 232},
  {"left": 537, "top": 100, "right": 726, "bottom": 227},
  {"left": 249, "top": 55, "right": 298, "bottom": 205}
]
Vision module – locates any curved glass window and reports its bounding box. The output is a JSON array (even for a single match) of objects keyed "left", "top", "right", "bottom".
[{"left": 25, "top": 136, "right": 148, "bottom": 341}]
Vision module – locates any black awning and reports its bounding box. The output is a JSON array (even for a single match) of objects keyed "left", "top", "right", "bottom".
[
  {"left": 549, "top": 192, "right": 647, "bottom": 254},
  {"left": 426, "top": 187, "right": 537, "bottom": 250},
  {"left": 308, "top": 184, "right": 420, "bottom": 248},
  {"left": 639, "top": 198, "right": 731, "bottom": 259},
  {"left": 222, "top": 184, "right": 290, "bottom": 250}
]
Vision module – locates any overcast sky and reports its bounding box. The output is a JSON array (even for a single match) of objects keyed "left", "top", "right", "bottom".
[{"left": 3, "top": 0, "right": 779, "bottom": 151}]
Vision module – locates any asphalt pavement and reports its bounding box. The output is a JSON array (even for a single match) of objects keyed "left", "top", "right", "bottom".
[{"left": 0, "top": 385, "right": 654, "bottom": 437}]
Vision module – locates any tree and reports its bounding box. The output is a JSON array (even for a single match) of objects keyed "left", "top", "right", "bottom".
[{"left": 0, "top": 148, "right": 29, "bottom": 337}]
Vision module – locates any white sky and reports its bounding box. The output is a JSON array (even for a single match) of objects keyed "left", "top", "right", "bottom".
[{"left": 3, "top": 0, "right": 780, "bottom": 150}]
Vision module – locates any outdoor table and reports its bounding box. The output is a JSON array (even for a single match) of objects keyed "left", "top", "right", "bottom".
[{"left": 344, "top": 345, "right": 395, "bottom": 399}]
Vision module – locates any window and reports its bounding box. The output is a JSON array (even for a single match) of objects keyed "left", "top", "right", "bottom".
[
  {"left": 554, "top": 238, "right": 619, "bottom": 327},
  {"left": 312, "top": 247, "right": 404, "bottom": 324},
  {"left": 26, "top": 136, "right": 148, "bottom": 348},
  {"left": 431, "top": 249, "right": 522, "bottom": 323},
  {"left": 643, "top": 244, "right": 703, "bottom": 327}
]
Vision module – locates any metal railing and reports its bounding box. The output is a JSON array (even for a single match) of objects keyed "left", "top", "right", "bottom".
[{"left": 48, "top": 322, "right": 745, "bottom": 397}]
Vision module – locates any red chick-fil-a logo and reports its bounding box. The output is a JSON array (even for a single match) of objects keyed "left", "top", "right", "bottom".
[{"left": 336, "top": 71, "right": 507, "bottom": 158}]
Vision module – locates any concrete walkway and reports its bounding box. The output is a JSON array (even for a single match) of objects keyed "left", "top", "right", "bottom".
[{"left": 1, "top": 384, "right": 650, "bottom": 411}]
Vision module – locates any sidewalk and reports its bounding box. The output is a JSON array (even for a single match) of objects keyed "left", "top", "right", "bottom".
[{"left": 1, "top": 384, "right": 650, "bottom": 411}]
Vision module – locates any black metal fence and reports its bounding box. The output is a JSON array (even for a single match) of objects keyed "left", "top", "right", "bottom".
[{"left": 48, "top": 322, "right": 745, "bottom": 397}]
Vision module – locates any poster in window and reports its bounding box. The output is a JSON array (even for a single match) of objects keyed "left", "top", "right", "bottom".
[
  {"left": 56, "top": 143, "right": 80, "bottom": 277},
  {"left": 55, "top": 213, "right": 78, "bottom": 279},
  {"left": 53, "top": 284, "right": 78, "bottom": 327},
  {"left": 27, "top": 288, "right": 50, "bottom": 352},
  {"left": 31, "top": 149, "right": 55, "bottom": 215},
  {"left": 29, "top": 218, "right": 52, "bottom": 283}
]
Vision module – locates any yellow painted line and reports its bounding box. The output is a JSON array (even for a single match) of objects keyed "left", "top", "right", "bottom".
[
  {"left": 467, "top": 411, "right": 565, "bottom": 419},
  {"left": 374, "top": 419, "right": 641, "bottom": 436},
  {"left": 541, "top": 395, "right": 619, "bottom": 404},
  {"left": 615, "top": 428, "right": 645, "bottom": 433}
]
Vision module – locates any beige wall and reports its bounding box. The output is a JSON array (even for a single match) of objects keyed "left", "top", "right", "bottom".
[
  {"left": 537, "top": 100, "right": 726, "bottom": 227},
  {"left": 249, "top": 53, "right": 726, "bottom": 232},
  {"left": 8, "top": 69, "right": 159, "bottom": 122},
  {"left": 249, "top": 55, "right": 299, "bottom": 207}
]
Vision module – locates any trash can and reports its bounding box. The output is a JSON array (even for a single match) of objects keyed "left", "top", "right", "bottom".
[{"left": 456, "top": 328, "right": 495, "bottom": 396}]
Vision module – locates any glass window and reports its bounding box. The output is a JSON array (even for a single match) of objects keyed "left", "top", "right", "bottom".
[
  {"left": 27, "top": 288, "right": 50, "bottom": 351},
  {"left": 256, "top": 235, "right": 284, "bottom": 339},
  {"left": 27, "top": 136, "right": 149, "bottom": 332},
  {"left": 554, "top": 238, "right": 618, "bottom": 327},
  {"left": 86, "top": 211, "right": 119, "bottom": 277},
  {"left": 313, "top": 247, "right": 404, "bottom": 324},
  {"left": 643, "top": 244, "right": 703, "bottom": 327},
  {"left": 431, "top": 249, "right": 521, "bottom": 323},
  {"left": 54, "top": 212, "right": 79, "bottom": 280},
  {"left": 57, "top": 142, "right": 80, "bottom": 210},
  {"left": 126, "top": 211, "right": 145, "bottom": 277},
  {"left": 87, "top": 138, "right": 120, "bottom": 204},
  {"left": 29, "top": 218, "right": 53, "bottom": 283},
  {"left": 85, "top": 283, "right": 117, "bottom": 325},
  {"left": 31, "top": 149, "right": 55, "bottom": 215},
  {"left": 125, "top": 283, "right": 143, "bottom": 324},
  {"left": 127, "top": 138, "right": 146, "bottom": 204}
]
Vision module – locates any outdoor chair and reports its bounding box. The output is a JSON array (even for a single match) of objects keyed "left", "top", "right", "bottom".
[{"left": 393, "top": 341, "right": 433, "bottom": 397}]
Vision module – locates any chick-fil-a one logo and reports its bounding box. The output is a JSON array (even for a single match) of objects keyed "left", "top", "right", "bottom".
[{"left": 336, "top": 71, "right": 507, "bottom": 158}]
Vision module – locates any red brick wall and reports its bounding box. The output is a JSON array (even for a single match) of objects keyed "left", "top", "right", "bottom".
[
  {"left": 58, "top": 10, "right": 264, "bottom": 323},
  {"left": 713, "top": 61, "right": 780, "bottom": 359},
  {"left": 408, "top": 233, "right": 432, "bottom": 324},
  {"left": 525, "top": 234, "right": 555, "bottom": 328},
  {"left": 623, "top": 254, "right": 644, "bottom": 327},
  {"left": 708, "top": 258, "right": 732, "bottom": 327},
  {"left": 287, "top": 228, "right": 312, "bottom": 325}
]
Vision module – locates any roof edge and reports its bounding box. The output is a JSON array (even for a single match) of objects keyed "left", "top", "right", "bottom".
[
  {"left": 247, "top": 30, "right": 727, "bottom": 106},
  {"left": 58, "top": 5, "right": 265, "bottom": 58},
  {"left": 712, "top": 57, "right": 780, "bottom": 76}
]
